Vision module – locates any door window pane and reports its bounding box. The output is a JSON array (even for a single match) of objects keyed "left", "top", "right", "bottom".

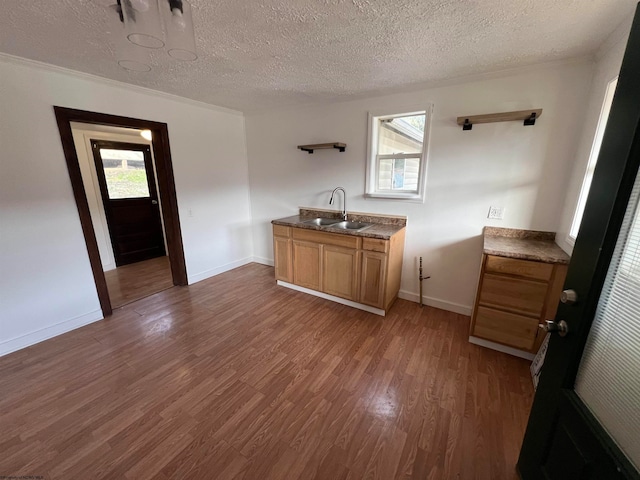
[
  {"left": 100, "top": 149, "right": 150, "bottom": 199},
  {"left": 575, "top": 167, "right": 640, "bottom": 471}
]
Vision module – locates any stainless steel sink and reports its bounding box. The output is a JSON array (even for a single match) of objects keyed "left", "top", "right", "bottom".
[
  {"left": 303, "top": 217, "right": 341, "bottom": 226},
  {"left": 329, "top": 221, "right": 373, "bottom": 232}
]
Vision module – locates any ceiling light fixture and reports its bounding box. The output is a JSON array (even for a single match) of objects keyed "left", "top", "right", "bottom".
[
  {"left": 99, "top": 0, "right": 198, "bottom": 71},
  {"left": 163, "top": 0, "right": 197, "bottom": 61},
  {"left": 122, "top": 0, "right": 165, "bottom": 49},
  {"left": 107, "top": 2, "right": 153, "bottom": 72}
]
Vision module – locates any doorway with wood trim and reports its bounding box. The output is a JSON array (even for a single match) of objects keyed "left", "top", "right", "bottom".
[
  {"left": 91, "top": 139, "right": 166, "bottom": 267},
  {"left": 54, "top": 107, "right": 188, "bottom": 316}
]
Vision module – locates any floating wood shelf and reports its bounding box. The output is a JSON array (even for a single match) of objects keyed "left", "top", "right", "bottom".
[
  {"left": 297, "top": 142, "right": 347, "bottom": 154},
  {"left": 456, "top": 109, "right": 542, "bottom": 131}
]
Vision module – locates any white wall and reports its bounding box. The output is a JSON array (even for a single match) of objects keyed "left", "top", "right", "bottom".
[
  {"left": 0, "top": 55, "right": 253, "bottom": 355},
  {"left": 245, "top": 60, "right": 594, "bottom": 314},
  {"left": 556, "top": 19, "right": 632, "bottom": 253}
]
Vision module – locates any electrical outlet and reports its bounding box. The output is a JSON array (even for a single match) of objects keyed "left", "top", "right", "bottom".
[{"left": 488, "top": 206, "right": 504, "bottom": 220}]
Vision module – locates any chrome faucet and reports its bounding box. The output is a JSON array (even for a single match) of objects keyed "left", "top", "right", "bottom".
[{"left": 329, "top": 187, "right": 347, "bottom": 221}]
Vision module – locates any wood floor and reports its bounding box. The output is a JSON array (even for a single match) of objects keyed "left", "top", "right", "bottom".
[
  {"left": 104, "top": 256, "right": 174, "bottom": 308},
  {"left": 0, "top": 263, "right": 534, "bottom": 480}
]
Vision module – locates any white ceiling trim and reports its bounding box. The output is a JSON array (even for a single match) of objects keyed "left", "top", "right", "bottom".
[
  {"left": 0, "top": 52, "right": 244, "bottom": 117},
  {"left": 596, "top": 17, "right": 634, "bottom": 61},
  {"left": 244, "top": 54, "right": 595, "bottom": 116},
  {"left": 2, "top": 50, "right": 595, "bottom": 118}
]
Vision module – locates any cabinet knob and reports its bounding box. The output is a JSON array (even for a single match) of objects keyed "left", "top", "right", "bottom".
[
  {"left": 539, "top": 320, "right": 569, "bottom": 337},
  {"left": 560, "top": 289, "right": 578, "bottom": 305}
]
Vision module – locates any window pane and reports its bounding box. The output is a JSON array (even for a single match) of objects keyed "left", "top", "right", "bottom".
[
  {"left": 393, "top": 158, "right": 405, "bottom": 188},
  {"left": 378, "top": 158, "right": 393, "bottom": 190},
  {"left": 575, "top": 166, "right": 640, "bottom": 471},
  {"left": 377, "top": 157, "right": 421, "bottom": 192},
  {"left": 100, "top": 149, "right": 150, "bottom": 199},
  {"left": 377, "top": 114, "right": 425, "bottom": 155}
]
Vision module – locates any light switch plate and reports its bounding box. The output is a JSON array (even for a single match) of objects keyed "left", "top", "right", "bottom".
[{"left": 488, "top": 206, "right": 505, "bottom": 220}]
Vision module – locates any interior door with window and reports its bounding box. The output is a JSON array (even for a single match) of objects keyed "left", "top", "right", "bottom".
[
  {"left": 518, "top": 6, "right": 640, "bottom": 479},
  {"left": 91, "top": 140, "right": 166, "bottom": 266}
]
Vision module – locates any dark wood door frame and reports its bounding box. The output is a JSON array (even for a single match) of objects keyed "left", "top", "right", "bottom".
[{"left": 54, "top": 106, "right": 188, "bottom": 316}]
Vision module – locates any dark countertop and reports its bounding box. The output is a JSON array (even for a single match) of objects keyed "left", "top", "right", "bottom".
[
  {"left": 272, "top": 214, "right": 405, "bottom": 240},
  {"left": 483, "top": 227, "right": 570, "bottom": 264}
]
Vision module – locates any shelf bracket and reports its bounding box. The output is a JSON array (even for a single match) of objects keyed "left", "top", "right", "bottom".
[{"left": 523, "top": 112, "right": 537, "bottom": 126}]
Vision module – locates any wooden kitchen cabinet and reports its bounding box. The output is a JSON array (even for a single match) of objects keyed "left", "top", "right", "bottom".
[
  {"left": 470, "top": 254, "right": 568, "bottom": 355},
  {"left": 272, "top": 224, "right": 405, "bottom": 315}
]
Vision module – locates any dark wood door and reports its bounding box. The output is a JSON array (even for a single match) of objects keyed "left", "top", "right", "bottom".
[
  {"left": 92, "top": 140, "right": 166, "bottom": 266},
  {"left": 517, "top": 6, "right": 640, "bottom": 480}
]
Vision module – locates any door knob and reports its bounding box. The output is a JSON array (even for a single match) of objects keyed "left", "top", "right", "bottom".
[
  {"left": 539, "top": 320, "right": 569, "bottom": 337},
  {"left": 560, "top": 289, "right": 578, "bottom": 305}
]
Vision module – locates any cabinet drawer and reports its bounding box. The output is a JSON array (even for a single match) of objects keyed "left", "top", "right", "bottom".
[
  {"left": 473, "top": 306, "right": 539, "bottom": 350},
  {"left": 479, "top": 273, "right": 547, "bottom": 316},
  {"left": 485, "top": 255, "right": 553, "bottom": 281},
  {"left": 273, "top": 224, "right": 291, "bottom": 238},
  {"left": 362, "top": 237, "right": 389, "bottom": 253},
  {"left": 292, "top": 227, "right": 361, "bottom": 249}
]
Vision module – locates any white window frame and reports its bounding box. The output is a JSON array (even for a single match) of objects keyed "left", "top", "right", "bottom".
[
  {"left": 567, "top": 76, "right": 619, "bottom": 245},
  {"left": 365, "top": 105, "right": 433, "bottom": 202}
]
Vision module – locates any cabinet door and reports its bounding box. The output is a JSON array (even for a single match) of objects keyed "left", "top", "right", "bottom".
[
  {"left": 292, "top": 240, "right": 322, "bottom": 290},
  {"left": 322, "top": 245, "right": 359, "bottom": 301},
  {"left": 360, "top": 251, "right": 387, "bottom": 308},
  {"left": 273, "top": 236, "right": 292, "bottom": 282}
]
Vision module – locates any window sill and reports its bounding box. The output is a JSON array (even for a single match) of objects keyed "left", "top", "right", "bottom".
[{"left": 365, "top": 192, "right": 425, "bottom": 203}]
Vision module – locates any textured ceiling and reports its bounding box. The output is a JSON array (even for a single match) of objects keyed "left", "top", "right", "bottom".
[{"left": 1, "top": 0, "right": 635, "bottom": 112}]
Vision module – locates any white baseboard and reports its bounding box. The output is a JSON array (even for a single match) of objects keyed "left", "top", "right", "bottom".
[
  {"left": 277, "top": 281, "right": 385, "bottom": 316},
  {"left": 398, "top": 290, "right": 472, "bottom": 316},
  {"left": 468, "top": 336, "right": 535, "bottom": 361},
  {"left": 188, "top": 256, "right": 254, "bottom": 284},
  {"left": 252, "top": 256, "right": 274, "bottom": 266},
  {"left": 0, "top": 309, "right": 104, "bottom": 357}
]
